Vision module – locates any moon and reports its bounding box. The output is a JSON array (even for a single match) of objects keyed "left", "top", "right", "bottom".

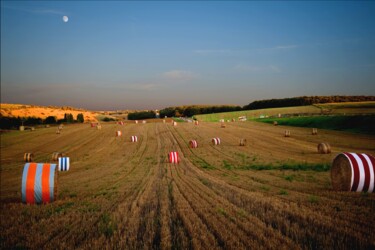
[{"left": 62, "top": 16, "right": 69, "bottom": 23}]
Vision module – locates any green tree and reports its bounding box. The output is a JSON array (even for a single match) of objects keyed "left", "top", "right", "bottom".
[
  {"left": 45, "top": 116, "right": 57, "bottom": 124},
  {"left": 77, "top": 113, "right": 84, "bottom": 123}
]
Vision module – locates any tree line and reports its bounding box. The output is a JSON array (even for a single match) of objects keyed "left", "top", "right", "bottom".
[{"left": 0, "top": 113, "right": 84, "bottom": 130}]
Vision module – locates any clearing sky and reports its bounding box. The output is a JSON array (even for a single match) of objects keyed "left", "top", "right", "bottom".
[{"left": 1, "top": 1, "right": 375, "bottom": 110}]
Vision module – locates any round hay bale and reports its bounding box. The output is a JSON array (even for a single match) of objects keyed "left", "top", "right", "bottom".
[
  {"left": 135, "top": 120, "right": 139, "bottom": 124},
  {"left": 19, "top": 126, "right": 25, "bottom": 131},
  {"left": 212, "top": 138, "right": 221, "bottom": 145},
  {"left": 116, "top": 131, "right": 122, "bottom": 137},
  {"left": 58, "top": 157, "right": 70, "bottom": 171},
  {"left": 312, "top": 128, "right": 318, "bottom": 135},
  {"left": 331, "top": 153, "right": 375, "bottom": 192},
  {"left": 131, "top": 135, "right": 138, "bottom": 142},
  {"left": 31, "top": 127, "right": 35, "bottom": 131},
  {"left": 24, "top": 153, "right": 34, "bottom": 162},
  {"left": 239, "top": 138, "right": 247, "bottom": 146},
  {"left": 232, "top": 118, "right": 235, "bottom": 122},
  {"left": 97, "top": 125, "right": 102, "bottom": 130},
  {"left": 273, "top": 121, "right": 278, "bottom": 126},
  {"left": 173, "top": 122, "right": 177, "bottom": 126},
  {"left": 194, "top": 121, "right": 199, "bottom": 125},
  {"left": 58, "top": 125, "right": 63, "bottom": 130},
  {"left": 168, "top": 152, "right": 179, "bottom": 164},
  {"left": 118, "top": 121, "right": 124, "bottom": 125},
  {"left": 142, "top": 120, "right": 146, "bottom": 124},
  {"left": 189, "top": 140, "right": 198, "bottom": 148},
  {"left": 318, "top": 142, "right": 331, "bottom": 154},
  {"left": 284, "top": 130, "right": 290, "bottom": 137},
  {"left": 52, "top": 152, "right": 63, "bottom": 161},
  {"left": 21, "top": 163, "right": 57, "bottom": 204},
  {"left": 221, "top": 123, "right": 226, "bottom": 128},
  {"left": 56, "top": 129, "right": 61, "bottom": 134},
  {"left": 45, "top": 125, "right": 50, "bottom": 128},
  {"left": 163, "top": 120, "right": 166, "bottom": 123},
  {"left": 91, "top": 123, "right": 97, "bottom": 127}
]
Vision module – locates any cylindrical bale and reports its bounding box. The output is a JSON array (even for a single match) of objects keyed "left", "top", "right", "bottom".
[
  {"left": 21, "top": 163, "right": 57, "bottom": 204},
  {"left": 97, "top": 125, "right": 102, "bottom": 130},
  {"left": 273, "top": 121, "right": 278, "bottom": 126},
  {"left": 284, "top": 130, "right": 290, "bottom": 137},
  {"left": 163, "top": 120, "right": 166, "bottom": 123},
  {"left": 24, "top": 153, "right": 34, "bottom": 162},
  {"left": 56, "top": 129, "right": 61, "bottom": 134},
  {"left": 169, "top": 152, "right": 179, "bottom": 164},
  {"left": 116, "top": 131, "right": 122, "bottom": 137},
  {"left": 118, "top": 121, "right": 124, "bottom": 125},
  {"left": 19, "top": 126, "right": 25, "bottom": 131},
  {"left": 58, "top": 157, "right": 70, "bottom": 171},
  {"left": 194, "top": 121, "right": 199, "bottom": 125},
  {"left": 58, "top": 125, "right": 63, "bottom": 130},
  {"left": 212, "top": 138, "right": 221, "bottom": 145},
  {"left": 312, "top": 128, "right": 318, "bottom": 135},
  {"left": 331, "top": 153, "right": 375, "bottom": 192},
  {"left": 135, "top": 120, "right": 139, "bottom": 124},
  {"left": 232, "top": 119, "right": 235, "bottom": 122},
  {"left": 318, "top": 142, "right": 331, "bottom": 154},
  {"left": 142, "top": 120, "right": 146, "bottom": 124},
  {"left": 189, "top": 140, "right": 198, "bottom": 148},
  {"left": 91, "top": 123, "right": 97, "bottom": 127},
  {"left": 31, "top": 127, "right": 35, "bottom": 131},
  {"left": 173, "top": 122, "right": 177, "bottom": 126},
  {"left": 131, "top": 136, "right": 138, "bottom": 142},
  {"left": 45, "top": 125, "right": 50, "bottom": 128},
  {"left": 221, "top": 123, "right": 226, "bottom": 128},
  {"left": 239, "top": 138, "right": 247, "bottom": 146},
  {"left": 52, "top": 152, "right": 63, "bottom": 161}
]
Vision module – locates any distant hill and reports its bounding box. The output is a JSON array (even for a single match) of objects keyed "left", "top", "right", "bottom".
[
  {"left": 0, "top": 103, "right": 99, "bottom": 122},
  {"left": 243, "top": 96, "right": 375, "bottom": 110}
]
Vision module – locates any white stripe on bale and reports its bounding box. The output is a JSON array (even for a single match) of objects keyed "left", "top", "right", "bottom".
[
  {"left": 363, "top": 154, "right": 375, "bottom": 192},
  {"left": 58, "top": 157, "right": 70, "bottom": 171}
]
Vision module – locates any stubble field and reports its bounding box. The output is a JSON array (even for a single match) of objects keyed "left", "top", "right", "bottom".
[{"left": 1, "top": 120, "right": 374, "bottom": 249}]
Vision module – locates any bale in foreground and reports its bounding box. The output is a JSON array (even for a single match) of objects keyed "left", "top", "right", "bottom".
[
  {"left": 331, "top": 153, "right": 375, "bottom": 192},
  {"left": 22, "top": 163, "right": 57, "bottom": 204}
]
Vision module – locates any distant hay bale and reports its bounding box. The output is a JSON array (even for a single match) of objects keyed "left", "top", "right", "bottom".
[
  {"left": 212, "top": 138, "right": 221, "bottom": 145},
  {"left": 131, "top": 136, "right": 138, "bottom": 142},
  {"left": 163, "top": 120, "right": 166, "bottom": 123},
  {"left": 318, "top": 142, "right": 331, "bottom": 154},
  {"left": 189, "top": 140, "right": 198, "bottom": 148},
  {"left": 58, "top": 157, "right": 70, "bottom": 171},
  {"left": 312, "top": 128, "right": 318, "bottom": 135},
  {"left": 135, "top": 120, "right": 138, "bottom": 124},
  {"left": 194, "top": 121, "right": 199, "bottom": 125},
  {"left": 19, "top": 126, "right": 25, "bottom": 131},
  {"left": 173, "top": 121, "right": 177, "bottom": 126},
  {"left": 45, "top": 125, "right": 50, "bottom": 128},
  {"left": 22, "top": 163, "right": 57, "bottom": 204},
  {"left": 232, "top": 118, "right": 235, "bottom": 122},
  {"left": 56, "top": 129, "right": 61, "bottom": 134},
  {"left": 219, "top": 119, "right": 224, "bottom": 123},
  {"left": 24, "top": 153, "right": 34, "bottom": 162},
  {"left": 58, "top": 125, "right": 63, "bottom": 130},
  {"left": 116, "top": 131, "right": 122, "bottom": 137},
  {"left": 31, "top": 127, "right": 35, "bottom": 131},
  {"left": 284, "top": 130, "right": 291, "bottom": 137},
  {"left": 168, "top": 152, "right": 179, "bottom": 164},
  {"left": 91, "top": 123, "right": 97, "bottom": 127},
  {"left": 273, "top": 121, "right": 278, "bottom": 126},
  {"left": 239, "top": 138, "right": 247, "bottom": 146},
  {"left": 97, "top": 125, "right": 102, "bottom": 130},
  {"left": 221, "top": 123, "right": 226, "bottom": 128},
  {"left": 142, "top": 120, "right": 146, "bottom": 124},
  {"left": 331, "top": 153, "right": 375, "bottom": 192},
  {"left": 118, "top": 121, "right": 124, "bottom": 125},
  {"left": 52, "top": 152, "right": 63, "bottom": 161}
]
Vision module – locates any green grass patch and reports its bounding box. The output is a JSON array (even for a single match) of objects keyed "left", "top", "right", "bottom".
[
  {"left": 222, "top": 160, "right": 233, "bottom": 170},
  {"left": 279, "top": 189, "right": 288, "bottom": 195},
  {"left": 256, "top": 115, "right": 375, "bottom": 135},
  {"left": 308, "top": 195, "right": 319, "bottom": 204}
]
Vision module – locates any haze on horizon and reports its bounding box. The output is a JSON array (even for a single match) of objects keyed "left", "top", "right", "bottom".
[{"left": 1, "top": 1, "right": 375, "bottom": 110}]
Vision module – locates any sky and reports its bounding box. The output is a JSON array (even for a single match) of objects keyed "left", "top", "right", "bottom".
[{"left": 1, "top": 1, "right": 375, "bottom": 110}]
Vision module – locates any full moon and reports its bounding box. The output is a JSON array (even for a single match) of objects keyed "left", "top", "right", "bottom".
[{"left": 62, "top": 16, "right": 69, "bottom": 23}]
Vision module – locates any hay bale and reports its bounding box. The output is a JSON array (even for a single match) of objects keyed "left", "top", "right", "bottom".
[
  {"left": 168, "top": 152, "right": 179, "bottom": 163},
  {"left": 163, "top": 120, "right": 166, "bottom": 123},
  {"left": 131, "top": 136, "right": 138, "bottom": 142},
  {"left": 116, "top": 131, "right": 122, "bottom": 137},
  {"left": 24, "top": 153, "right": 34, "bottom": 162},
  {"left": 232, "top": 118, "right": 235, "bottom": 122},
  {"left": 331, "top": 153, "right": 375, "bottom": 192},
  {"left": 142, "top": 120, "right": 146, "bottom": 124},
  {"left": 21, "top": 163, "right": 57, "bottom": 204},
  {"left": 118, "top": 121, "right": 124, "bottom": 125},
  {"left": 19, "top": 126, "right": 25, "bottom": 131},
  {"left": 318, "top": 142, "right": 331, "bottom": 154},
  {"left": 135, "top": 120, "right": 139, "bottom": 124},
  {"left": 31, "top": 127, "right": 35, "bottom": 131},
  {"left": 273, "top": 121, "right": 278, "bottom": 126},
  {"left": 189, "top": 140, "right": 198, "bottom": 148},
  {"left": 58, "top": 157, "right": 70, "bottom": 171},
  {"left": 312, "top": 128, "right": 318, "bottom": 135},
  {"left": 194, "top": 121, "right": 199, "bottom": 125},
  {"left": 221, "top": 123, "right": 226, "bottom": 128},
  {"left": 212, "top": 138, "right": 221, "bottom": 145},
  {"left": 284, "top": 130, "right": 290, "bottom": 137},
  {"left": 52, "top": 152, "right": 63, "bottom": 161},
  {"left": 239, "top": 138, "right": 247, "bottom": 146},
  {"left": 45, "top": 125, "right": 50, "bottom": 128},
  {"left": 97, "top": 125, "right": 102, "bottom": 130},
  {"left": 56, "top": 129, "right": 61, "bottom": 134},
  {"left": 173, "top": 122, "right": 177, "bottom": 126}
]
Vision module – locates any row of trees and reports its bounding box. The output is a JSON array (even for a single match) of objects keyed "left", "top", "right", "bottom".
[
  {"left": 0, "top": 113, "right": 84, "bottom": 130},
  {"left": 159, "top": 105, "right": 242, "bottom": 118},
  {"left": 127, "top": 111, "right": 156, "bottom": 120},
  {"left": 243, "top": 96, "right": 375, "bottom": 110}
]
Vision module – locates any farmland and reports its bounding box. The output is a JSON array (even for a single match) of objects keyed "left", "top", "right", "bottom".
[{"left": 1, "top": 121, "right": 375, "bottom": 249}]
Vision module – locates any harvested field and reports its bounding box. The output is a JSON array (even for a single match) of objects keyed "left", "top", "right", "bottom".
[{"left": 1, "top": 121, "right": 375, "bottom": 249}]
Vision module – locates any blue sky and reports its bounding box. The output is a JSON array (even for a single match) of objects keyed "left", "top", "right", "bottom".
[{"left": 1, "top": 1, "right": 375, "bottom": 110}]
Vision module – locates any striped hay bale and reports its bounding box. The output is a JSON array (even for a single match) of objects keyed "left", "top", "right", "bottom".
[
  {"left": 212, "top": 138, "right": 221, "bottom": 145},
  {"left": 169, "top": 152, "right": 179, "bottom": 164},
  {"left": 58, "top": 157, "right": 70, "bottom": 171},
  {"left": 91, "top": 123, "right": 97, "bottom": 127},
  {"left": 118, "top": 121, "right": 124, "bottom": 125},
  {"left": 312, "top": 128, "right": 318, "bottom": 135},
  {"left": 331, "top": 153, "right": 375, "bottom": 192},
  {"left": 189, "top": 140, "right": 198, "bottom": 148},
  {"left": 21, "top": 163, "right": 57, "bottom": 204},
  {"left": 52, "top": 152, "right": 63, "bottom": 161},
  {"left": 24, "top": 153, "right": 34, "bottom": 162},
  {"left": 239, "top": 138, "right": 247, "bottom": 146},
  {"left": 116, "top": 131, "right": 122, "bottom": 137},
  {"left": 131, "top": 136, "right": 138, "bottom": 142},
  {"left": 284, "top": 130, "right": 291, "bottom": 137},
  {"left": 318, "top": 142, "right": 331, "bottom": 154}
]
